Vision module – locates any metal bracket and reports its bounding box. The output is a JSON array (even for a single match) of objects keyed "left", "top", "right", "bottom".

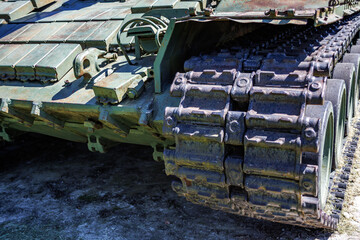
[
  {"left": 230, "top": 73, "right": 253, "bottom": 108},
  {"left": 73, "top": 48, "right": 109, "bottom": 81},
  {"left": 138, "top": 98, "right": 154, "bottom": 126},
  {"left": 83, "top": 120, "right": 106, "bottom": 153},
  {"left": 152, "top": 144, "right": 164, "bottom": 162},
  {"left": 98, "top": 108, "right": 129, "bottom": 137},
  {"left": 31, "top": 101, "right": 64, "bottom": 129},
  {"left": 224, "top": 111, "right": 246, "bottom": 146},
  {"left": 117, "top": 16, "right": 168, "bottom": 65},
  {"left": 0, "top": 123, "right": 11, "bottom": 142},
  {"left": 0, "top": 98, "right": 33, "bottom": 127},
  {"left": 87, "top": 135, "right": 106, "bottom": 153}
]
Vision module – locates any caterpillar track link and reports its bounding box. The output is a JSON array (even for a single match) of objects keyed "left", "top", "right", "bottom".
[
  {"left": 3, "top": 0, "right": 360, "bottom": 231},
  {"left": 163, "top": 14, "right": 360, "bottom": 229}
]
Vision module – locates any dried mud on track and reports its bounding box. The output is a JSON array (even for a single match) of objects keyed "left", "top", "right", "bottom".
[{"left": 0, "top": 134, "right": 359, "bottom": 240}]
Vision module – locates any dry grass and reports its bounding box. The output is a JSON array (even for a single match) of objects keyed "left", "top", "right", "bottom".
[{"left": 330, "top": 114, "right": 360, "bottom": 238}]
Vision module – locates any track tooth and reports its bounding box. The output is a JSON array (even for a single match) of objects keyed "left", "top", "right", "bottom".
[
  {"left": 340, "top": 174, "right": 350, "bottom": 180},
  {"left": 335, "top": 191, "right": 345, "bottom": 199},
  {"left": 338, "top": 182, "right": 347, "bottom": 189},
  {"left": 334, "top": 203, "right": 343, "bottom": 210},
  {"left": 164, "top": 14, "right": 360, "bottom": 230}
]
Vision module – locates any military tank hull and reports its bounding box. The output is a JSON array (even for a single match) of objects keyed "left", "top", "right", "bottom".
[{"left": 1, "top": 0, "right": 360, "bottom": 229}]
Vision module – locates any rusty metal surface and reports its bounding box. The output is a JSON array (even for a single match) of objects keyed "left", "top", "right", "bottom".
[
  {"left": 47, "top": 22, "right": 86, "bottom": 42},
  {"left": 153, "top": 0, "right": 179, "bottom": 9},
  {"left": 216, "top": 0, "right": 330, "bottom": 12},
  {"left": 30, "top": 0, "right": 55, "bottom": 8},
  {"left": 28, "top": 22, "right": 67, "bottom": 42},
  {"left": 0, "top": 24, "right": 29, "bottom": 42},
  {"left": 0, "top": 0, "right": 34, "bottom": 21},
  {"left": 94, "top": 8, "right": 131, "bottom": 21},
  {"left": 35, "top": 43, "right": 82, "bottom": 81},
  {"left": 66, "top": 21, "right": 104, "bottom": 43},
  {"left": 14, "top": 43, "right": 58, "bottom": 81},
  {"left": 85, "top": 20, "right": 123, "bottom": 50},
  {"left": 0, "top": 42, "right": 81, "bottom": 82},
  {"left": 0, "top": 44, "right": 38, "bottom": 80},
  {"left": 0, "top": 0, "right": 360, "bottom": 231},
  {"left": 11, "top": 22, "right": 47, "bottom": 42},
  {"left": 93, "top": 71, "right": 143, "bottom": 104},
  {"left": 161, "top": 12, "right": 360, "bottom": 230},
  {"left": 0, "top": 19, "right": 123, "bottom": 50},
  {"left": 131, "top": 0, "right": 159, "bottom": 13},
  {"left": 0, "top": 44, "right": 22, "bottom": 62},
  {"left": 73, "top": 47, "right": 107, "bottom": 81}
]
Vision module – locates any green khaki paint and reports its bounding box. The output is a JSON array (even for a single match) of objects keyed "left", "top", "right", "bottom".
[{"left": 0, "top": 0, "right": 360, "bottom": 230}]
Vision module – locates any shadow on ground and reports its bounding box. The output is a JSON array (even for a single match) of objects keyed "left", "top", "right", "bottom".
[{"left": 0, "top": 134, "right": 332, "bottom": 240}]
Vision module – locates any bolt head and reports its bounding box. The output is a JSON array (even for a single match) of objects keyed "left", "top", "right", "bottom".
[
  {"left": 166, "top": 116, "right": 175, "bottom": 126},
  {"left": 310, "top": 82, "right": 321, "bottom": 91},
  {"left": 175, "top": 78, "right": 183, "bottom": 85},
  {"left": 302, "top": 181, "right": 312, "bottom": 190},
  {"left": 172, "top": 127, "right": 180, "bottom": 134},
  {"left": 229, "top": 120, "right": 241, "bottom": 133},
  {"left": 237, "top": 78, "right": 249, "bottom": 87},
  {"left": 304, "top": 127, "right": 317, "bottom": 139},
  {"left": 127, "top": 89, "right": 136, "bottom": 98}
]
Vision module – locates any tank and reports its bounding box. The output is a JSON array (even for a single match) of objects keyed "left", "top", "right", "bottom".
[{"left": 1, "top": 0, "right": 360, "bottom": 230}]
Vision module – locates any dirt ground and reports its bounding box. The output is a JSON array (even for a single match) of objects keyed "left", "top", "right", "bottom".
[{"left": 0, "top": 133, "right": 360, "bottom": 240}]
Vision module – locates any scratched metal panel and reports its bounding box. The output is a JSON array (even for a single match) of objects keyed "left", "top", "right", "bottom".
[
  {"left": 0, "top": 23, "right": 23, "bottom": 38},
  {"left": 92, "top": 8, "right": 131, "bottom": 21},
  {"left": 85, "top": 20, "right": 123, "bottom": 51},
  {"left": 37, "top": 10, "right": 88, "bottom": 23},
  {"left": 215, "top": 0, "right": 330, "bottom": 12},
  {"left": 93, "top": 71, "right": 142, "bottom": 103},
  {"left": 131, "top": 0, "right": 158, "bottom": 13},
  {"left": 0, "top": 44, "right": 38, "bottom": 80},
  {"left": 11, "top": 23, "right": 47, "bottom": 43},
  {"left": 152, "top": 0, "right": 179, "bottom": 9},
  {"left": 182, "top": 0, "right": 206, "bottom": 9},
  {"left": 73, "top": 8, "right": 110, "bottom": 22},
  {"left": 66, "top": 21, "right": 104, "bottom": 44},
  {"left": 0, "top": 24, "right": 30, "bottom": 43},
  {"left": 27, "top": 11, "right": 61, "bottom": 23},
  {"left": 15, "top": 44, "right": 58, "bottom": 81},
  {"left": 0, "top": 44, "right": 22, "bottom": 62},
  {"left": 35, "top": 10, "right": 68, "bottom": 23},
  {"left": 174, "top": 1, "right": 201, "bottom": 11},
  {"left": 50, "top": 9, "right": 90, "bottom": 22},
  {"left": 46, "top": 22, "right": 85, "bottom": 42},
  {"left": 30, "top": 0, "right": 55, "bottom": 8},
  {"left": 35, "top": 43, "right": 82, "bottom": 81},
  {"left": 0, "top": 1, "right": 34, "bottom": 21},
  {"left": 28, "top": 22, "right": 67, "bottom": 42},
  {"left": 11, "top": 11, "right": 55, "bottom": 23}
]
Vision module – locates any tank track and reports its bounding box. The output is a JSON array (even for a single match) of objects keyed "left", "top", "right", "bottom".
[{"left": 163, "top": 14, "right": 360, "bottom": 229}]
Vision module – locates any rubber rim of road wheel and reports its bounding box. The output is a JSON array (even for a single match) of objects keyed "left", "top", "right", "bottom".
[
  {"left": 305, "top": 101, "right": 334, "bottom": 208},
  {"left": 332, "top": 63, "right": 356, "bottom": 135},
  {"left": 342, "top": 52, "right": 360, "bottom": 102},
  {"left": 325, "top": 79, "right": 346, "bottom": 169}
]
